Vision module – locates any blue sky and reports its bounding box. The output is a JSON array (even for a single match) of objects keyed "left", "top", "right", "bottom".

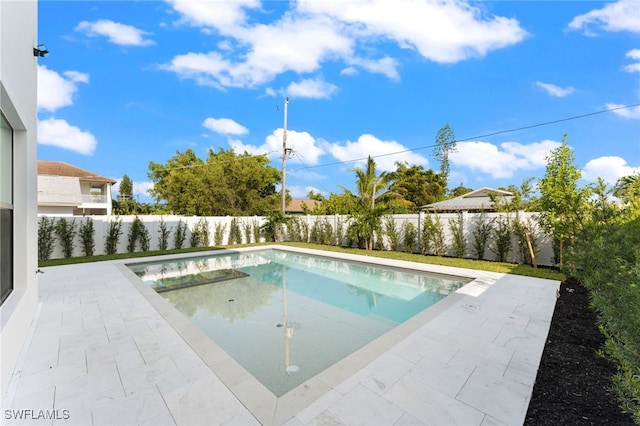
[{"left": 37, "top": 0, "right": 640, "bottom": 203}]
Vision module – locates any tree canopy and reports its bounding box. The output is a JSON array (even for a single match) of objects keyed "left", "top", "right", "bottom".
[{"left": 148, "top": 148, "right": 281, "bottom": 216}]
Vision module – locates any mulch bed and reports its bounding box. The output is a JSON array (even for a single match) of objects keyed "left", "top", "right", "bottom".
[{"left": 524, "top": 277, "right": 636, "bottom": 425}]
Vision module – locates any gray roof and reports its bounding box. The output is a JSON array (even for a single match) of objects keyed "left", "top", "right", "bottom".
[
  {"left": 37, "top": 175, "right": 82, "bottom": 206},
  {"left": 420, "top": 187, "right": 514, "bottom": 212}
]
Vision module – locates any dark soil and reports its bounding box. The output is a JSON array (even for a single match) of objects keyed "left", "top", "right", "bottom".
[{"left": 524, "top": 277, "right": 636, "bottom": 425}]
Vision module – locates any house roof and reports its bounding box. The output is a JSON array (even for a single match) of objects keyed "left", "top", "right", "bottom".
[
  {"left": 285, "top": 199, "right": 321, "bottom": 213},
  {"left": 37, "top": 176, "right": 82, "bottom": 206},
  {"left": 420, "top": 187, "right": 514, "bottom": 212},
  {"left": 37, "top": 160, "right": 116, "bottom": 184}
]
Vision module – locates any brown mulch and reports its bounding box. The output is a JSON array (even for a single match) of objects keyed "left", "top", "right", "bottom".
[{"left": 524, "top": 277, "right": 636, "bottom": 425}]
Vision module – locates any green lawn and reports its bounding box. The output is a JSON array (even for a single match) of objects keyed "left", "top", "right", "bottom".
[{"left": 39, "top": 242, "right": 564, "bottom": 281}]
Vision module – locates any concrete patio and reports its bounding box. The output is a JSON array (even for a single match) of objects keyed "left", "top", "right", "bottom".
[{"left": 1, "top": 246, "right": 559, "bottom": 425}]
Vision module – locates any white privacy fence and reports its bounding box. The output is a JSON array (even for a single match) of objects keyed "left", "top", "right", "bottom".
[{"left": 39, "top": 212, "right": 555, "bottom": 266}]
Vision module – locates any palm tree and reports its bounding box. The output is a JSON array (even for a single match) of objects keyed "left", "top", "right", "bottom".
[
  {"left": 613, "top": 173, "right": 640, "bottom": 202},
  {"left": 344, "top": 157, "right": 393, "bottom": 250},
  {"left": 351, "top": 156, "right": 393, "bottom": 208}
]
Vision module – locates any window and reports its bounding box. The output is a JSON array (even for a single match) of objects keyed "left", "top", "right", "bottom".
[{"left": 0, "top": 113, "right": 13, "bottom": 304}]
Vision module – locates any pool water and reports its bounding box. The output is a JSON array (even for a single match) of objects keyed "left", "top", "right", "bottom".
[{"left": 128, "top": 249, "right": 469, "bottom": 396}]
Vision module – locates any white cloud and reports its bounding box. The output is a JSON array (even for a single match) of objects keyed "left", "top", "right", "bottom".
[
  {"left": 229, "top": 129, "right": 325, "bottom": 165},
  {"left": 133, "top": 181, "right": 154, "bottom": 197},
  {"left": 623, "top": 48, "right": 640, "bottom": 73},
  {"left": 535, "top": 81, "right": 575, "bottom": 97},
  {"left": 347, "top": 57, "right": 399, "bottom": 80},
  {"left": 327, "top": 134, "right": 428, "bottom": 173},
  {"left": 582, "top": 156, "right": 640, "bottom": 183},
  {"left": 202, "top": 117, "right": 249, "bottom": 135},
  {"left": 164, "top": 0, "right": 527, "bottom": 90},
  {"left": 568, "top": 0, "right": 640, "bottom": 35},
  {"left": 75, "top": 19, "right": 155, "bottom": 46},
  {"left": 38, "top": 118, "right": 97, "bottom": 155},
  {"left": 450, "top": 139, "right": 562, "bottom": 179},
  {"left": 37, "top": 65, "right": 89, "bottom": 112},
  {"left": 298, "top": 0, "right": 528, "bottom": 63},
  {"left": 340, "top": 67, "right": 358, "bottom": 76},
  {"left": 606, "top": 103, "right": 640, "bottom": 119},
  {"left": 285, "top": 78, "right": 338, "bottom": 99}
]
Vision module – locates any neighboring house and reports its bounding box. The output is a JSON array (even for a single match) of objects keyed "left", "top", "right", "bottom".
[
  {"left": 285, "top": 199, "right": 321, "bottom": 214},
  {"left": 0, "top": 0, "right": 39, "bottom": 397},
  {"left": 420, "top": 187, "right": 514, "bottom": 212},
  {"left": 37, "top": 160, "right": 116, "bottom": 216}
]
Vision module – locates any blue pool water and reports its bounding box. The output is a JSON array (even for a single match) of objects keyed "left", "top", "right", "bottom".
[{"left": 128, "top": 249, "right": 469, "bottom": 396}]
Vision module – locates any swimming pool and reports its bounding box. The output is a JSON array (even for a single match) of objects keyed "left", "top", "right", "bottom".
[{"left": 127, "top": 248, "right": 470, "bottom": 397}]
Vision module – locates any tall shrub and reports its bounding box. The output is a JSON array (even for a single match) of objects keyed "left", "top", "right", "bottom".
[
  {"left": 38, "top": 216, "right": 56, "bottom": 261},
  {"left": 512, "top": 217, "right": 540, "bottom": 265},
  {"left": 491, "top": 215, "right": 512, "bottom": 262},
  {"left": 229, "top": 218, "right": 242, "bottom": 245},
  {"left": 214, "top": 222, "right": 226, "bottom": 246},
  {"left": 158, "top": 218, "right": 171, "bottom": 251},
  {"left": 422, "top": 214, "right": 445, "bottom": 256},
  {"left": 189, "top": 219, "right": 210, "bottom": 248},
  {"left": 243, "top": 220, "right": 253, "bottom": 244},
  {"left": 105, "top": 218, "right": 123, "bottom": 255},
  {"left": 251, "top": 219, "right": 261, "bottom": 243},
  {"left": 173, "top": 220, "right": 186, "bottom": 249},
  {"left": 449, "top": 214, "right": 466, "bottom": 258},
  {"left": 55, "top": 218, "right": 76, "bottom": 258},
  {"left": 472, "top": 212, "right": 493, "bottom": 260},
  {"left": 403, "top": 221, "right": 417, "bottom": 254},
  {"left": 384, "top": 216, "right": 400, "bottom": 251},
  {"left": 78, "top": 218, "right": 95, "bottom": 257}
]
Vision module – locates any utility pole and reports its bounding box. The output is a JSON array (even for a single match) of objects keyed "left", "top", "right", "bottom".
[{"left": 281, "top": 97, "right": 289, "bottom": 213}]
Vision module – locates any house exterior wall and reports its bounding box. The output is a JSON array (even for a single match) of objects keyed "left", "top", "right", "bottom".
[{"left": 0, "top": 0, "right": 39, "bottom": 397}]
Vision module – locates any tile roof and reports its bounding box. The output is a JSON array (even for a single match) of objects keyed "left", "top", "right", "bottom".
[
  {"left": 37, "top": 160, "right": 116, "bottom": 184},
  {"left": 285, "top": 199, "right": 321, "bottom": 213}
]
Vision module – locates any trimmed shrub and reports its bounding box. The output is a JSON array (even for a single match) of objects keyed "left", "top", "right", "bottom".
[
  {"left": 38, "top": 216, "right": 56, "bottom": 261},
  {"left": 79, "top": 218, "right": 95, "bottom": 257},
  {"left": 55, "top": 218, "right": 76, "bottom": 258}
]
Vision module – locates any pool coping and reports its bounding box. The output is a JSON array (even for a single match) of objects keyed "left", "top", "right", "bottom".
[{"left": 119, "top": 245, "right": 499, "bottom": 425}]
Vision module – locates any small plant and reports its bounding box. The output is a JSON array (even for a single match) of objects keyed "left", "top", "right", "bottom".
[
  {"left": 384, "top": 216, "right": 400, "bottom": 251},
  {"left": 491, "top": 215, "right": 512, "bottom": 262},
  {"left": 55, "top": 218, "right": 76, "bottom": 258},
  {"left": 449, "top": 214, "right": 466, "bottom": 258},
  {"left": 158, "top": 218, "right": 171, "bottom": 251},
  {"left": 229, "top": 218, "right": 242, "bottom": 245},
  {"left": 38, "top": 216, "right": 56, "bottom": 261},
  {"left": 105, "top": 218, "right": 123, "bottom": 255},
  {"left": 214, "top": 222, "right": 227, "bottom": 246},
  {"left": 472, "top": 212, "right": 493, "bottom": 260},
  {"left": 78, "top": 218, "right": 95, "bottom": 257},
  {"left": 173, "top": 220, "right": 186, "bottom": 249},
  {"left": 403, "top": 221, "right": 417, "bottom": 254}
]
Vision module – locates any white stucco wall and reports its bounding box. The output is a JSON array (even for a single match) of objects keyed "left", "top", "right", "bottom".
[{"left": 0, "top": 0, "right": 39, "bottom": 398}]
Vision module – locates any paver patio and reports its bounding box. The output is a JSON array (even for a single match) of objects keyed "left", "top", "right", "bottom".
[{"left": 1, "top": 246, "right": 559, "bottom": 425}]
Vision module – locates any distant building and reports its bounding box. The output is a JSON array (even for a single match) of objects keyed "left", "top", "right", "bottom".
[
  {"left": 0, "top": 0, "right": 39, "bottom": 397},
  {"left": 420, "top": 187, "right": 514, "bottom": 212},
  {"left": 37, "top": 160, "right": 116, "bottom": 216},
  {"left": 285, "top": 199, "right": 321, "bottom": 214}
]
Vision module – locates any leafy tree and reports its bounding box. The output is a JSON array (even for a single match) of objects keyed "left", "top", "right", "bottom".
[
  {"left": 119, "top": 174, "right": 133, "bottom": 200},
  {"left": 449, "top": 183, "right": 473, "bottom": 198},
  {"left": 537, "top": 136, "right": 590, "bottom": 267},
  {"left": 148, "top": 148, "right": 281, "bottom": 216},
  {"left": 389, "top": 162, "right": 446, "bottom": 211},
  {"left": 433, "top": 124, "right": 457, "bottom": 185}
]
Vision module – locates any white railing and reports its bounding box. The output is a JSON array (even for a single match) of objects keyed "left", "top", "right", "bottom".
[{"left": 80, "top": 194, "right": 108, "bottom": 204}]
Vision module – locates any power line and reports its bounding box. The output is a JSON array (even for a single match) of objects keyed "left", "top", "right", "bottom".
[{"left": 292, "top": 102, "right": 640, "bottom": 171}]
